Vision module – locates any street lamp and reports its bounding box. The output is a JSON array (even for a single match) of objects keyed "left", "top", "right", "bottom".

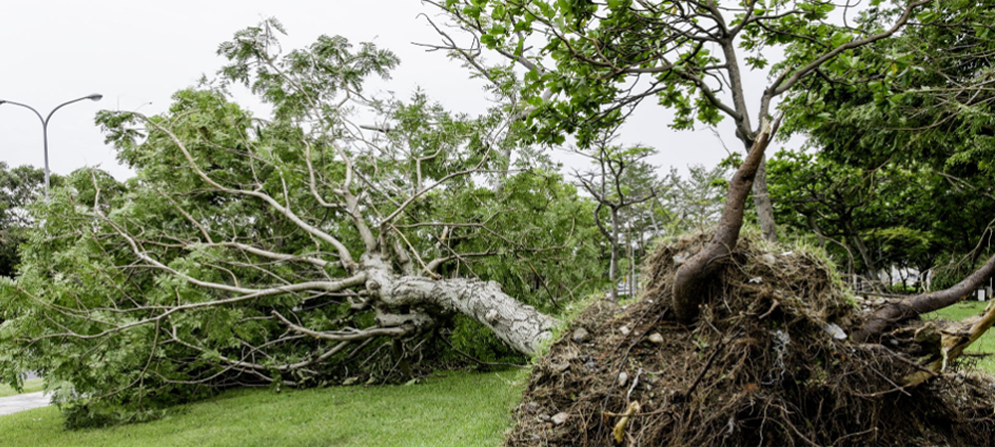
[{"left": 0, "top": 94, "right": 103, "bottom": 198}]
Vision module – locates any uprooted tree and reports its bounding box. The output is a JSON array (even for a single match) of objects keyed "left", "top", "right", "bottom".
[
  {"left": 434, "top": 0, "right": 995, "bottom": 347},
  {"left": 0, "top": 20, "right": 607, "bottom": 425},
  {"left": 427, "top": 1, "right": 995, "bottom": 444}
]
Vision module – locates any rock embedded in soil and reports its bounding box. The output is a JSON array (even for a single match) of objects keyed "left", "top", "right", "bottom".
[
  {"left": 550, "top": 361, "right": 570, "bottom": 373},
  {"left": 648, "top": 332, "right": 664, "bottom": 344},
  {"left": 573, "top": 327, "right": 591, "bottom": 343},
  {"left": 552, "top": 412, "right": 570, "bottom": 425}
]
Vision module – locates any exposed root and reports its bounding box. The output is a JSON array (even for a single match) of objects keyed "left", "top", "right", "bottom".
[{"left": 508, "top": 231, "right": 995, "bottom": 446}]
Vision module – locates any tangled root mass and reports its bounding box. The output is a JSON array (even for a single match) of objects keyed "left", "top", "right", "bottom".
[{"left": 508, "top": 232, "right": 995, "bottom": 447}]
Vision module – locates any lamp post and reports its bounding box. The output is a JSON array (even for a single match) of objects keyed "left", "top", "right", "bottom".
[{"left": 0, "top": 94, "right": 103, "bottom": 198}]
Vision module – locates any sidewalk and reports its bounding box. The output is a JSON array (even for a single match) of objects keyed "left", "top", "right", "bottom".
[{"left": 0, "top": 392, "right": 51, "bottom": 416}]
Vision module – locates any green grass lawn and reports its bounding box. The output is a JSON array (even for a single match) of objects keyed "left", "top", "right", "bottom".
[
  {"left": 0, "top": 369, "right": 525, "bottom": 447},
  {"left": 924, "top": 299, "right": 995, "bottom": 374},
  {"left": 0, "top": 378, "right": 43, "bottom": 398}
]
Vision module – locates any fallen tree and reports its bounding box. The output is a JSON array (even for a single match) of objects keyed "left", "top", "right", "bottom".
[
  {"left": 503, "top": 103, "right": 995, "bottom": 443},
  {"left": 431, "top": 0, "right": 995, "bottom": 369},
  {"left": 422, "top": 1, "right": 995, "bottom": 444},
  {"left": 0, "top": 163, "right": 45, "bottom": 279},
  {"left": 0, "top": 20, "right": 605, "bottom": 426}
]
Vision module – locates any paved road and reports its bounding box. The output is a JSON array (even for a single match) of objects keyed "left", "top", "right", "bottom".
[{"left": 0, "top": 392, "right": 51, "bottom": 416}]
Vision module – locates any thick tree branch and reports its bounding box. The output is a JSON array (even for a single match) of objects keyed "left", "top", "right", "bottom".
[
  {"left": 771, "top": 0, "right": 930, "bottom": 96},
  {"left": 672, "top": 115, "right": 782, "bottom": 322},
  {"left": 141, "top": 116, "right": 358, "bottom": 270},
  {"left": 853, "top": 251, "right": 995, "bottom": 342}
]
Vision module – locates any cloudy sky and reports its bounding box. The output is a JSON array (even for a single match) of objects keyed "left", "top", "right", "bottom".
[{"left": 0, "top": 1, "right": 790, "bottom": 181}]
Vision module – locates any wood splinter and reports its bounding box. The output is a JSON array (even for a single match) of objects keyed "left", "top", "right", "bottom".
[{"left": 612, "top": 401, "right": 641, "bottom": 444}]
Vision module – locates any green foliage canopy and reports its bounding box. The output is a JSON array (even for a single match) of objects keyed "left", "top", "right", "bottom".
[
  {"left": 776, "top": 0, "right": 995, "bottom": 287},
  {"left": 0, "top": 163, "right": 45, "bottom": 278},
  {"left": 0, "top": 20, "right": 604, "bottom": 426},
  {"left": 436, "top": 0, "right": 929, "bottom": 148}
]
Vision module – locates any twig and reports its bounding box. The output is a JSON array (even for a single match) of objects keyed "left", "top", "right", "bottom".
[
  {"left": 389, "top": 223, "right": 441, "bottom": 279},
  {"left": 527, "top": 261, "right": 561, "bottom": 310},
  {"left": 626, "top": 368, "right": 643, "bottom": 402},
  {"left": 440, "top": 335, "right": 527, "bottom": 369},
  {"left": 683, "top": 336, "right": 731, "bottom": 400}
]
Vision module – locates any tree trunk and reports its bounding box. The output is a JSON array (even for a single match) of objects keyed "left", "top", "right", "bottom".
[
  {"left": 845, "top": 220, "right": 878, "bottom": 280},
  {"left": 853, "top": 251, "right": 995, "bottom": 342},
  {"left": 903, "top": 300, "right": 995, "bottom": 386},
  {"left": 672, "top": 119, "right": 780, "bottom": 323},
  {"left": 609, "top": 208, "right": 619, "bottom": 302},
  {"left": 362, "top": 255, "right": 554, "bottom": 354},
  {"left": 752, "top": 157, "right": 779, "bottom": 243}
]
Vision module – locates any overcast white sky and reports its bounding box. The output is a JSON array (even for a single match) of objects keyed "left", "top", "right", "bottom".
[{"left": 0, "top": 1, "right": 791, "bottom": 181}]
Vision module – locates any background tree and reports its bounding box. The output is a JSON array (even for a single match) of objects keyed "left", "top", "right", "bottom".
[
  {"left": 433, "top": 0, "right": 930, "bottom": 243},
  {"left": 0, "top": 21, "right": 604, "bottom": 426},
  {"left": 769, "top": 151, "right": 995, "bottom": 291},
  {"left": 655, "top": 163, "right": 730, "bottom": 236},
  {"left": 0, "top": 163, "right": 45, "bottom": 279},
  {"left": 573, "top": 141, "right": 656, "bottom": 301},
  {"left": 776, "top": 0, "right": 995, "bottom": 346}
]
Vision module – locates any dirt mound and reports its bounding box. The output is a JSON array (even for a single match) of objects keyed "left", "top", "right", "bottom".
[{"left": 508, "top": 232, "right": 995, "bottom": 446}]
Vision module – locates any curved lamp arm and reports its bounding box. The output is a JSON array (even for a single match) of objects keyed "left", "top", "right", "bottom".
[
  {"left": 45, "top": 94, "right": 103, "bottom": 124},
  {"left": 0, "top": 99, "right": 45, "bottom": 125},
  {"left": 0, "top": 94, "right": 103, "bottom": 198}
]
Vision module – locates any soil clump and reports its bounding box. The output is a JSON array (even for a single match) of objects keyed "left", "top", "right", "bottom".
[{"left": 508, "top": 232, "right": 995, "bottom": 446}]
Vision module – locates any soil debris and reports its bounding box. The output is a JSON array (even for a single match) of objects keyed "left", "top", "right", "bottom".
[
  {"left": 573, "top": 328, "right": 591, "bottom": 344},
  {"left": 508, "top": 231, "right": 995, "bottom": 446}
]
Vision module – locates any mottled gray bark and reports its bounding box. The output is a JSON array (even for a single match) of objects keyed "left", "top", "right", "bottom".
[
  {"left": 751, "top": 158, "right": 778, "bottom": 243},
  {"left": 362, "top": 255, "right": 554, "bottom": 354}
]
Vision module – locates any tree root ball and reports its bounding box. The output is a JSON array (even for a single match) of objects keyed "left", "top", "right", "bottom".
[{"left": 508, "top": 231, "right": 995, "bottom": 447}]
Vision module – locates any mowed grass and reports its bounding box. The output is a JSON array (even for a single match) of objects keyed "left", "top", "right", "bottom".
[
  {"left": 0, "top": 369, "right": 525, "bottom": 447},
  {"left": 0, "top": 378, "right": 43, "bottom": 398},
  {"left": 924, "top": 299, "right": 995, "bottom": 374}
]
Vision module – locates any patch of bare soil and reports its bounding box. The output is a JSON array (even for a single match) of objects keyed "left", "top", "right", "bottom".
[{"left": 508, "top": 232, "right": 995, "bottom": 446}]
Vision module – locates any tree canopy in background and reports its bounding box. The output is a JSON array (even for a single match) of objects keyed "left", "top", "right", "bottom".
[
  {"left": 768, "top": 151, "right": 995, "bottom": 289},
  {"left": 776, "top": 0, "right": 995, "bottom": 288},
  {"left": 0, "top": 163, "right": 45, "bottom": 279},
  {"left": 432, "top": 0, "right": 931, "bottom": 242}
]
